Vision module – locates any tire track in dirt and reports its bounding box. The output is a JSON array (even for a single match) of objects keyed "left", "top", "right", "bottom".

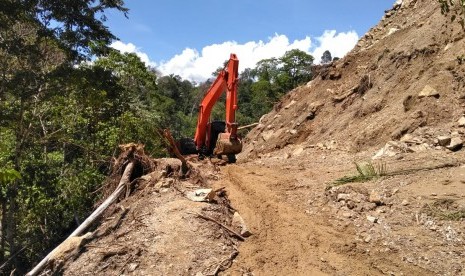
[
  {"left": 218, "top": 165, "right": 354, "bottom": 275},
  {"left": 218, "top": 165, "right": 430, "bottom": 275}
]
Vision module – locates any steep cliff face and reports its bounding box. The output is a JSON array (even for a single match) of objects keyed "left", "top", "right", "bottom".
[{"left": 242, "top": 0, "right": 465, "bottom": 158}]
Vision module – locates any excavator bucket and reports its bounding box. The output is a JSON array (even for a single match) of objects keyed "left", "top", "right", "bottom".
[{"left": 213, "top": 133, "right": 242, "bottom": 156}]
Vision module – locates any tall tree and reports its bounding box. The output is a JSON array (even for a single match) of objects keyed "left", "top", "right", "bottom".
[
  {"left": 321, "top": 50, "right": 332, "bottom": 64},
  {"left": 254, "top": 57, "right": 280, "bottom": 83},
  {"left": 0, "top": 0, "right": 127, "bottom": 272},
  {"left": 157, "top": 74, "right": 197, "bottom": 137},
  {"left": 236, "top": 68, "right": 256, "bottom": 125}
]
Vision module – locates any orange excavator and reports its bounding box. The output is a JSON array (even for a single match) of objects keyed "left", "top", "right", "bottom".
[{"left": 178, "top": 53, "right": 242, "bottom": 163}]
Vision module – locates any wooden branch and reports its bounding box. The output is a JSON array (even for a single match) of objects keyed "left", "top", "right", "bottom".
[
  {"left": 209, "top": 251, "right": 239, "bottom": 276},
  {"left": 237, "top": 122, "right": 259, "bottom": 130},
  {"left": 163, "top": 129, "right": 188, "bottom": 175},
  {"left": 26, "top": 162, "right": 135, "bottom": 276},
  {"left": 0, "top": 246, "right": 27, "bottom": 272},
  {"left": 191, "top": 212, "right": 245, "bottom": 241}
]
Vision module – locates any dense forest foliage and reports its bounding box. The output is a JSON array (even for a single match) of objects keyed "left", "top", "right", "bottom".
[{"left": 0, "top": 0, "right": 317, "bottom": 273}]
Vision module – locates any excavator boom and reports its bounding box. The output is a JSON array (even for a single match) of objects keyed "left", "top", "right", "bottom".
[{"left": 192, "top": 53, "right": 242, "bottom": 160}]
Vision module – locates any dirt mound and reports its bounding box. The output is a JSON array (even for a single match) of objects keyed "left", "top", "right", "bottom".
[
  {"left": 241, "top": 0, "right": 465, "bottom": 158},
  {"left": 38, "top": 155, "right": 244, "bottom": 276}
]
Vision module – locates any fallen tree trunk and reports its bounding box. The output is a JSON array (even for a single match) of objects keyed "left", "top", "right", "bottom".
[{"left": 26, "top": 162, "right": 135, "bottom": 276}]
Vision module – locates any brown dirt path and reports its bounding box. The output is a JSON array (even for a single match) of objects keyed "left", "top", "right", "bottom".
[{"left": 215, "top": 162, "right": 431, "bottom": 276}]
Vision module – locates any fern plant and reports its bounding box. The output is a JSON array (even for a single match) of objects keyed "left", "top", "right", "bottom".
[
  {"left": 328, "top": 161, "right": 387, "bottom": 189},
  {"left": 0, "top": 168, "right": 21, "bottom": 185}
]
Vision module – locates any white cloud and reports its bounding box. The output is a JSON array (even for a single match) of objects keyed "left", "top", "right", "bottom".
[
  {"left": 158, "top": 34, "right": 312, "bottom": 83},
  {"left": 159, "top": 31, "right": 359, "bottom": 82},
  {"left": 110, "top": 41, "right": 157, "bottom": 67},
  {"left": 110, "top": 30, "right": 359, "bottom": 83},
  {"left": 311, "top": 30, "right": 359, "bottom": 63}
]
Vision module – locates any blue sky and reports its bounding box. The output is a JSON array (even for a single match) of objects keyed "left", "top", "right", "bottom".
[{"left": 106, "top": 1, "right": 395, "bottom": 82}]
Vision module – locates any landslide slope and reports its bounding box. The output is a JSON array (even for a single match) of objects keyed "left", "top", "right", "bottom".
[
  {"left": 45, "top": 1, "right": 465, "bottom": 275},
  {"left": 226, "top": 0, "right": 465, "bottom": 275},
  {"left": 242, "top": 0, "right": 465, "bottom": 157}
]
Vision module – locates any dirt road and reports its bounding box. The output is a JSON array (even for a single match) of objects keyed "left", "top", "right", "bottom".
[{"left": 214, "top": 148, "right": 464, "bottom": 275}]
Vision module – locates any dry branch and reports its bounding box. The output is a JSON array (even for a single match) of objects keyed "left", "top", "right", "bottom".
[
  {"left": 386, "top": 162, "right": 459, "bottom": 176},
  {"left": 237, "top": 122, "right": 259, "bottom": 130},
  {"left": 0, "top": 246, "right": 27, "bottom": 273},
  {"left": 26, "top": 162, "right": 135, "bottom": 276},
  {"left": 209, "top": 251, "right": 239, "bottom": 276},
  {"left": 191, "top": 212, "right": 245, "bottom": 241}
]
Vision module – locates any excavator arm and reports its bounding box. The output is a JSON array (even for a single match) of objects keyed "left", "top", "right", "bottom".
[{"left": 193, "top": 53, "right": 242, "bottom": 159}]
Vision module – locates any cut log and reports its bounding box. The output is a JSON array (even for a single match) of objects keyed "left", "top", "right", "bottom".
[{"left": 26, "top": 162, "right": 135, "bottom": 276}]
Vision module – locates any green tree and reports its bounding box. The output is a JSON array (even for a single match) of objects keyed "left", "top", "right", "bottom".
[
  {"left": 279, "top": 49, "right": 314, "bottom": 88},
  {"left": 253, "top": 57, "right": 284, "bottom": 102},
  {"left": 254, "top": 57, "right": 280, "bottom": 82},
  {"left": 236, "top": 68, "right": 257, "bottom": 126},
  {"left": 157, "top": 75, "right": 197, "bottom": 137}
]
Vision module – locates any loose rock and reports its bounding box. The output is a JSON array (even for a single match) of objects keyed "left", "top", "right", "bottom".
[
  {"left": 342, "top": 212, "right": 353, "bottom": 218},
  {"left": 337, "top": 193, "right": 351, "bottom": 202},
  {"left": 306, "top": 112, "right": 315, "bottom": 120},
  {"left": 458, "top": 116, "right": 465, "bottom": 127},
  {"left": 446, "top": 137, "right": 463, "bottom": 151},
  {"left": 437, "top": 136, "right": 451, "bottom": 147},
  {"left": 284, "top": 100, "right": 296, "bottom": 109},
  {"left": 232, "top": 212, "right": 252, "bottom": 237},
  {"left": 367, "top": 216, "right": 378, "bottom": 223},
  {"left": 369, "top": 191, "right": 383, "bottom": 205},
  {"left": 262, "top": 131, "right": 274, "bottom": 141},
  {"left": 418, "top": 85, "right": 439, "bottom": 98},
  {"left": 292, "top": 147, "right": 305, "bottom": 156}
]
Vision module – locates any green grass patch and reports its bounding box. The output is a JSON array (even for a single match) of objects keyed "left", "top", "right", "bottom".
[{"left": 328, "top": 161, "right": 387, "bottom": 189}]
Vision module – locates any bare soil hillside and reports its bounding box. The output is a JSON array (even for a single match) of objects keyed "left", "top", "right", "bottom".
[
  {"left": 242, "top": 0, "right": 465, "bottom": 157},
  {"left": 38, "top": 0, "right": 465, "bottom": 275}
]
